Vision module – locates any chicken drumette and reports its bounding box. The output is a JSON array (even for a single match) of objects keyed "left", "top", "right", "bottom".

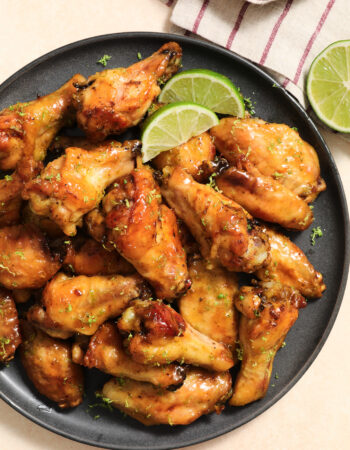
[
  {"left": 20, "top": 320, "right": 84, "bottom": 408},
  {"left": 23, "top": 140, "right": 138, "bottom": 236},
  {"left": 73, "top": 322, "right": 185, "bottom": 388},
  {"left": 74, "top": 42, "right": 182, "bottom": 141},
  {"left": 118, "top": 300, "right": 234, "bottom": 372},
  {"left": 161, "top": 166, "right": 269, "bottom": 273},
  {"left": 212, "top": 117, "right": 326, "bottom": 230},
  {"left": 27, "top": 272, "right": 146, "bottom": 338},
  {"left": 104, "top": 162, "right": 189, "bottom": 300},
  {"left": 230, "top": 280, "right": 306, "bottom": 406},
  {"left": 103, "top": 368, "right": 232, "bottom": 426}
]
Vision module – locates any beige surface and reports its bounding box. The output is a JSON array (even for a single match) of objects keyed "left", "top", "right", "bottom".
[{"left": 0, "top": 1, "right": 349, "bottom": 449}]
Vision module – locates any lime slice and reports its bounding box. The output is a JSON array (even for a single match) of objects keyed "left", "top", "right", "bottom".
[
  {"left": 141, "top": 102, "right": 219, "bottom": 162},
  {"left": 307, "top": 40, "right": 350, "bottom": 133},
  {"left": 158, "top": 69, "right": 245, "bottom": 117}
]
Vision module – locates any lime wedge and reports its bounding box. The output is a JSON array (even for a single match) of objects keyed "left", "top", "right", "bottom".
[
  {"left": 141, "top": 102, "right": 219, "bottom": 162},
  {"left": 158, "top": 69, "right": 245, "bottom": 117},
  {"left": 307, "top": 40, "right": 350, "bottom": 133}
]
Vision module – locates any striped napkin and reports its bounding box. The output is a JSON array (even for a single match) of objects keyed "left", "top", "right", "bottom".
[{"left": 162, "top": 0, "right": 350, "bottom": 140}]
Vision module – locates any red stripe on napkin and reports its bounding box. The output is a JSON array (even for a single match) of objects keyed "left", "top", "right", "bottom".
[
  {"left": 259, "top": 0, "right": 294, "bottom": 65},
  {"left": 226, "top": 2, "right": 250, "bottom": 49},
  {"left": 284, "top": 0, "right": 335, "bottom": 87},
  {"left": 193, "top": 0, "right": 210, "bottom": 33}
]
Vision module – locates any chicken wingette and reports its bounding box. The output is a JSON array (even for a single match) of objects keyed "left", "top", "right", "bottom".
[
  {"left": 118, "top": 300, "right": 234, "bottom": 372},
  {"left": 161, "top": 166, "right": 269, "bottom": 273}
]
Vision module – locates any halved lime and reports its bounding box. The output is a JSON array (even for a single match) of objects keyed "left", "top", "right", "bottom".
[
  {"left": 307, "top": 40, "right": 350, "bottom": 133},
  {"left": 141, "top": 102, "right": 219, "bottom": 162},
  {"left": 158, "top": 69, "right": 245, "bottom": 117}
]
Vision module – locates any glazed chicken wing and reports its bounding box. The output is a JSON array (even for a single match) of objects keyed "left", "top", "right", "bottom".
[
  {"left": 0, "top": 224, "right": 61, "bottom": 290},
  {"left": 256, "top": 226, "right": 325, "bottom": 298},
  {"left": 211, "top": 117, "right": 325, "bottom": 229},
  {"left": 153, "top": 132, "right": 216, "bottom": 181},
  {"left": 216, "top": 164, "right": 313, "bottom": 230},
  {"left": 118, "top": 300, "right": 234, "bottom": 372},
  {"left": 0, "top": 74, "right": 85, "bottom": 172},
  {"left": 74, "top": 42, "right": 182, "bottom": 141},
  {"left": 0, "top": 289, "right": 21, "bottom": 363},
  {"left": 73, "top": 322, "right": 185, "bottom": 388},
  {"left": 27, "top": 272, "right": 145, "bottom": 338},
  {"left": 103, "top": 368, "right": 232, "bottom": 426},
  {"left": 178, "top": 256, "right": 239, "bottom": 349},
  {"left": 161, "top": 166, "right": 269, "bottom": 273},
  {"left": 63, "top": 237, "right": 134, "bottom": 276},
  {"left": 19, "top": 320, "right": 83, "bottom": 408},
  {"left": 23, "top": 140, "right": 137, "bottom": 236},
  {"left": 104, "top": 162, "right": 189, "bottom": 299},
  {"left": 0, "top": 173, "right": 23, "bottom": 227},
  {"left": 230, "top": 280, "right": 306, "bottom": 406},
  {"left": 211, "top": 117, "right": 325, "bottom": 202}
]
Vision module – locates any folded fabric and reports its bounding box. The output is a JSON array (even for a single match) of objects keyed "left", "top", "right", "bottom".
[{"left": 163, "top": 0, "right": 350, "bottom": 140}]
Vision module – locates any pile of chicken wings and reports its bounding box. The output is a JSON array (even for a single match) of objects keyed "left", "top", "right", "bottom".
[{"left": 0, "top": 42, "right": 326, "bottom": 426}]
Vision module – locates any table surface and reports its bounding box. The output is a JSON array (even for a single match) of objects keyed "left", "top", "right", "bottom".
[{"left": 0, "top": 1, "right": 349, "bottom": 449}]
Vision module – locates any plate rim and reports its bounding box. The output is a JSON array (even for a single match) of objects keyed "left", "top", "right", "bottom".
[{"left": 0, "top": 31, "right": 349, "bottom": 450}]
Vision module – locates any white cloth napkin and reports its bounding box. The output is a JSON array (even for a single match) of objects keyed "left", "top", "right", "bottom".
[{"left": 162, "top": 0, "right": 350, "bottom": 140}]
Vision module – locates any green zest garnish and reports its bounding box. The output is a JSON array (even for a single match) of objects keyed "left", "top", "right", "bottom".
[
  {"left": 97, "top": 54, "right": 112, "bottom": 67},
  {"left": 311, "top": 226, "right": 323, "bottom": 245}
]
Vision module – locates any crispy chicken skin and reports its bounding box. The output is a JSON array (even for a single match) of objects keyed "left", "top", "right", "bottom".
[
  {"left": 19, "top": 320, "right": 83, "bottom": 408},
  {"left": 0, "top": 289, "right": 21, "bottom": 362},
  {"left": 104, "top": 163, "right": 189, "bottom": 299},
  {"left": 63, "top": 237, "right": 134, "bottom": 276},
  {"left": 216, "top": 164, "right": 313, "bottom": 230},
  {"left": 118, "top": 300, "right": 234, "bottom": 372},
  {"left": 161, "top": 166, "right": 269, "bottom": 273},
  {"left": 153, "top": 132, "right": 216, "bottom": 181},
  {"left": 74, "top": 42, "right": 182, "bottom": 141},
  {"left": 0, "top": 74, "right": 85, "bottom": 172},
  {"left": 27, "top": 272, "right": 144, "bottom": 338},
  {"left": 256, "top": 226, "right": 325, "bottom": 298},
  {"left": 178, "top": 256, "right": 239, "bottom": 349},
  {"left": 230, "top": 280, "right": 306, "bottom": 406},
  {"left": 103, "top": 368, "right": 232, "bottom": 426},
  {"left": 0, "top": 175, "right": 23, "bottom": 227},
  {"left": 0, "top": 224, "right": 61, "bottom": 290},
  {"left": 23, "top": 140, "right": 137, "bottom": 236},
  {"left": 211, "top": 117, "right": 326, "bottom": 203},
  {"left": 73, "top": 322, "right": 185, "bottom": 388}
]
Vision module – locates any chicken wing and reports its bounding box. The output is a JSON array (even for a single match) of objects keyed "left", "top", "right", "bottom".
[
  {"left": 103, "top": 368, "right": 232, "bottom": 426},
  {"left": 178, "top": 256, "right": 239, "bottom": 349},
  {"left": 216, "top": 164, "right": 313, "bottom": 230},
  {"left": 74, "top": 42, "right": 182, "bottom": 141},
  {"left": 0, "top": 74, "right": 85, "bottom": 172},
  {"left": 230, "top": 280, "right": 306, "bottom": 406},
  {"left": 73, "top": 322, "right": 185, "bottom": 388},
  {"left": 0, "top": 173, "right": 23, "bottom": 227},
  {"left": 23, "top": 140, "right": 138, "bottom": 236},
  {"left": 19, "top": 320, "right": 83, "bottom": 408},
  {"left": 118, "top": 300, "right": 234, "bottom": 372},
  {"left": 153, "top": 132, "right": 216, "bottom": 181},
  {"left": 104, "top": 162, "right": 189, "bottom": 299},
  {"left": 63, "top": 237, "right": 134, "bottom": 276},
  {"left": 0, "top": 289, "right": 21, "bottom": 363},
  {"left": 211, "top": 117, "right": 326, "bottom": 202},
  {"left": 255, "top": 226, "right": 325, "bottom": 298},
  {"left": 27, "top": 272, "right": 145, "bottom": 338},
  {"left": 161, "top": 166, "right": 269, "bottom": 273},
  {"left": 0, "top": 224, "right": 61, "bottom": 290}
]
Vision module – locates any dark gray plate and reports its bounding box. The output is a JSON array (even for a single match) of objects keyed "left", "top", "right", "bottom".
[{"left": 0, "top": 32, "right": 349, "bottom": 450}]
